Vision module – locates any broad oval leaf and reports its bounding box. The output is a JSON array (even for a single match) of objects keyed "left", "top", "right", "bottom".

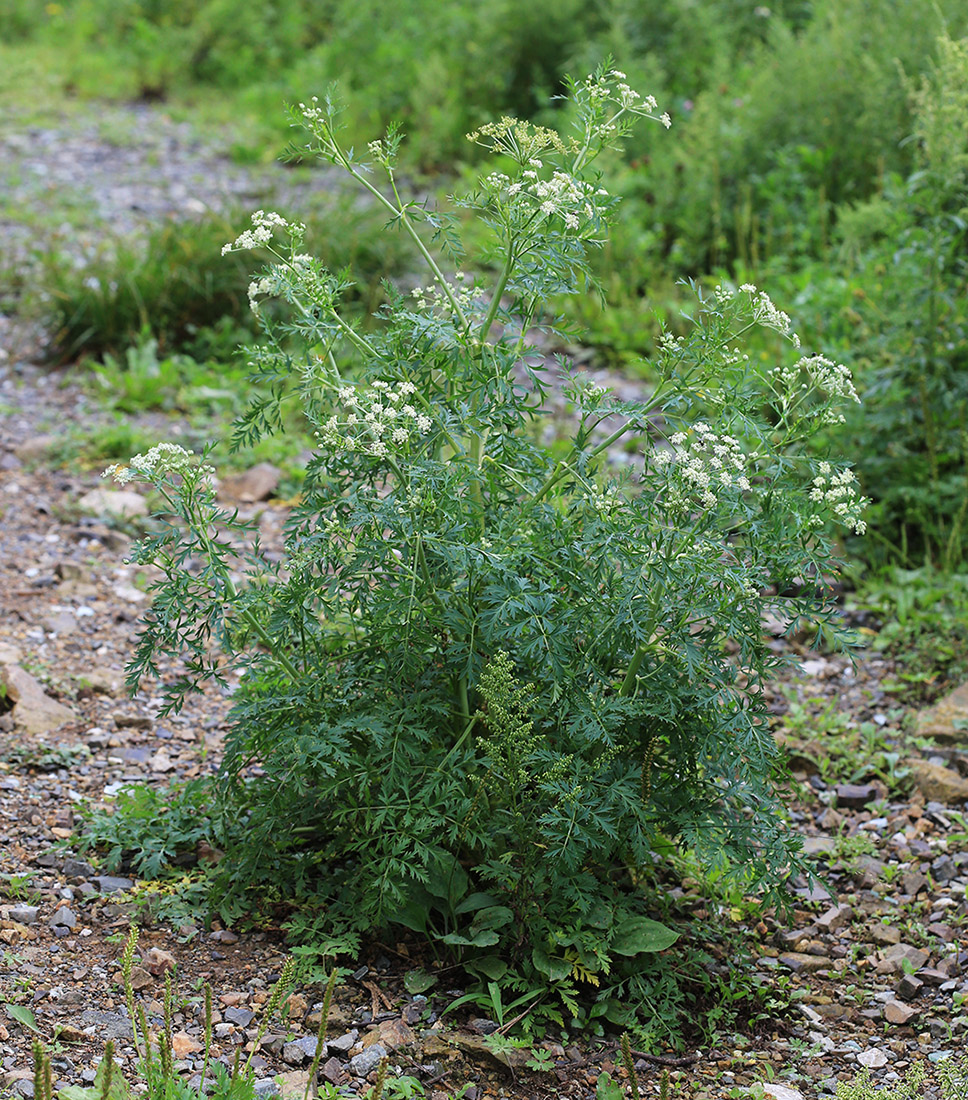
[{"left": 610, "top": 916, "right": 679, "bottom": 956}]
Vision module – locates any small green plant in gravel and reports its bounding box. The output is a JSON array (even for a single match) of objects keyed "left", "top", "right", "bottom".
[
  {"left": 29, "top": 927, "right": 350, "bottom": 1100},
  {"left": 99, "top": 69, "right": 866, "bottom": 1037}
]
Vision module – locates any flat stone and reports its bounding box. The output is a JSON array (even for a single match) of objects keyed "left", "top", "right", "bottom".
[
  {"left": 905, "top": 759, "right": 968, "bottom": 804},
  {"left": 916, "top": 681, "right": 968, "bottom": 744},
  {"left": 835, "top": 783, "right": 884, "bottom": 809},
  {"left": 8, "top": 905, "right": 40, "bottom": 924},
  {"left": 282, "top": 1039, "right": 313, "bottom": 1065},
  {"left": 0, "top": 664, "right": 76, "bottom": 735},
  {"left": 78, "top": 1011, "right": 133, "bottom": 1040},
  {"left": 779, "top": 952, "right": 831, "bottom": 973},
  {"left": 78, "top": 488, "right": 147, "bottom": 519},
  {"left": 857, "top": 1049, "right": 889, "bottom": 1069},
  {"left": 802, "top": 836, "right": 837, "bottom": 855},
  {"left": 763, "top": 1086, "right": 805, "bottom": 1100},
  {"left": 327, "top": 1030, "right": 358, "bottom": 1054},
  {"left": 62, "top": 859, "right": 96, "bottom": 879},
  {"left": 883, "top": 999, "right": 919, "bottom": 1025},
  {"left": 253, "top": 1081, "right": 279, "bottom": 1099},
  {"left": 349, "top": 1044, "right": 387, "bottom": 1076},
  {"left": 49, "top": 907, "right": 77, "bottom": 929},
  {"left": 224, "top": 1006, "right": 255, "bottom": 1027},
  {"left": 218, "top": 463, "right": 281, "bottom": 503},
  {"left": 94, "top": 876, "right": 134, "bottom": 893},
  {"left": 143, "top": 947, "right": 176, "bottom": 975},
  {"left": 870, "top": 924, "right": 902, "bottom": 946},
  {"left": 917, "top": 968, "right": 949, "bottom": 986}
]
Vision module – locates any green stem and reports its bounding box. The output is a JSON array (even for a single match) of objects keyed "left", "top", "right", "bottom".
[
  {"left": 340, "top": 156, "right": 469, "bottom": 328},
  {"left": 479, "top": 241, "right": 516, "bottom": 343}
]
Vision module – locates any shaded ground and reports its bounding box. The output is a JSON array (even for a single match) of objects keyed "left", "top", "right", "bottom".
[{"left": 1, "top": 103, "right": 968, "bottom": 1100}]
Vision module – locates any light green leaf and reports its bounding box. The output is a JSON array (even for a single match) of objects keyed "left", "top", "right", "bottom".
[
  {"left": 5, "top": 1004, "right": 39, "bottom": 1033},
  {"left": 403, "top": 968, "right": 437, "bottom": 994},
  {"left": 610, "top": 916, "right": 679, "bottom": 956}
]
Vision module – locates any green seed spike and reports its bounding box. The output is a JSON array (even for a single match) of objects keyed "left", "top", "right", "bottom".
[
  {"left": 199, "top": 982, "right": 214, "bottom": 1095},
  {"left": 304, "top": 969, "right": 339, "bottom": 1100},
  {"left": 32, "top": 1040, "right": 46, "bottom": 1100},
  {"left": 619, "top": 1033, "right": 640, "bottom": 1100},
  {"left": 659, "top": 1068, "right": 670, "bottom": 1100},
  {"left": 368, "top": 1056, "right": 390, "bottom": 1100},
  {"left": 101, "top": 1041, "right": 115, "bottom": 1100}
]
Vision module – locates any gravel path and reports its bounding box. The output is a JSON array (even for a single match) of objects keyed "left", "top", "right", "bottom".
[{"left": 2, "top": 101, "right": 968, "bottom": 1100}]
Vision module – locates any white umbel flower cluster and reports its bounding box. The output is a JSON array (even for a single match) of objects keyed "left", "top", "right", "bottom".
[
  {"left": 482, "top": 167, "right": 609, "bottom": 233},
  {"left": 222, "top": 210, "right": 304, "bottom": 255},
  {"left": 103, "top": 443, "right": 210, "bottom": 485},
  {"left": 717, "top": 283, "right": 800, "bottom": 346},
  {"left": 809, "top": 462, "right": 868, "bottom": 534},
  {"left": 653, "top": 424, "right": 751, "bottom": 510},
  {"left": 319, "top": 380, "right": 431, "bottom": 459}
]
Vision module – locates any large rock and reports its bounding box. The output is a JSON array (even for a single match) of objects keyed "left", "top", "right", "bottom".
[
  {"left": 0, "top": 665, "right": 76, "bottom": 735},
  {"left": 78, "top": 488, "right": 147, "bottom": 519},
  {"left": 905, "top": 759, "right": 968, "bottom": 805},
  {"left": 218, "top": 463, "right": 281, "bottom": 503},
  {"left": 916, "top": 681, "right": 968, "bottom": 744}
]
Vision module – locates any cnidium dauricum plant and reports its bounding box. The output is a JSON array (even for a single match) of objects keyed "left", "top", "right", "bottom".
[{"left": 107, "top": 67, "right": 866, "bottom": 1025}]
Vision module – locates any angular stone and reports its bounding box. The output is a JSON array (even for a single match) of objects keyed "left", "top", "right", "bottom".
[
  {"left": 362, "top": 1017, "right": 414, "bottom": 1052},
  {"left": 224, "top": 1006, "right": 255, "bottom": 1027},
  {"left": 870, "top": 924, "right": 902, "bottom": 946},
  {"left": 917, "top": 968, "right": 949, "bottom": 986},
  {"left": 916, "top": 681, "right": 968, "bottom": 744},
  {"left": 896, "top": 974, "right": 924, "bottom": 1001},
  {"left": 905, "top": 760, "right": 968, "bottom": 804},
  {"left": 320, "top": 1057, "right": 343, "bottom": 1085},
  {"left": 171, "top": 1032, "right": 202, "bottom": 1057},
  {"left": 274, "top": 1070, "right": 312, "bottom": 1100},
  {"left": 62, "top": 859, "right": 96, "bottom": 880},
  {"left": 857, "top": 1049, "right": 889, "bottom": 1069},
  {"left": 253, "top": 1081, "right": 279, "bottom": 1100},
  {"left": 883, "top": 999, "right": 919, "bottom": 1025},
  {"left": 349, "top": 1044, "right": 387, "bottom": 1076},
  {"left": 49, "top": 907, "right": 77, "bottom": 929},
  {"left": 763, "top": 1086, "right": 805, "bottom": 1100},
  {"left": 218, "top": 463, "right": 281, "bottom": 504},
  {"left": 902, "top": 870, "right": 930, "bottom": 895},
  {"left": 128, "top": 966, "right": 153, "bottom": 991},
  {"left": 816, "top": 904, "right": 852, "bottom": 931},
  {"left": 144, "top": 947, "right": 176, "bottom": 975},
  {"left": 875, "top": 944, "right": 930, "bottom": 975},
  {"left": 0, "top": 665, "right": 76, "bottom": 735},
  {"left": 85, "top": 668, "right": 126, "bottom": 697}
]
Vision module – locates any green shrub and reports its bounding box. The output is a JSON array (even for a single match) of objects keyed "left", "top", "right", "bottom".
[
  {"left": 103, "top": 73, "right": 863, "bottom": 1032},
  {"left": 834, "top": 33, "right": 968, "bottom": 569}
]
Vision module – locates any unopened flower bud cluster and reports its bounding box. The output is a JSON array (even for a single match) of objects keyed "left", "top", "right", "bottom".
[
  {"left": 318, "top": 380, "right": 431, "bottom": 459},
  {"left": 808, "top": 462, "right": 868, "bottom": 534}
]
